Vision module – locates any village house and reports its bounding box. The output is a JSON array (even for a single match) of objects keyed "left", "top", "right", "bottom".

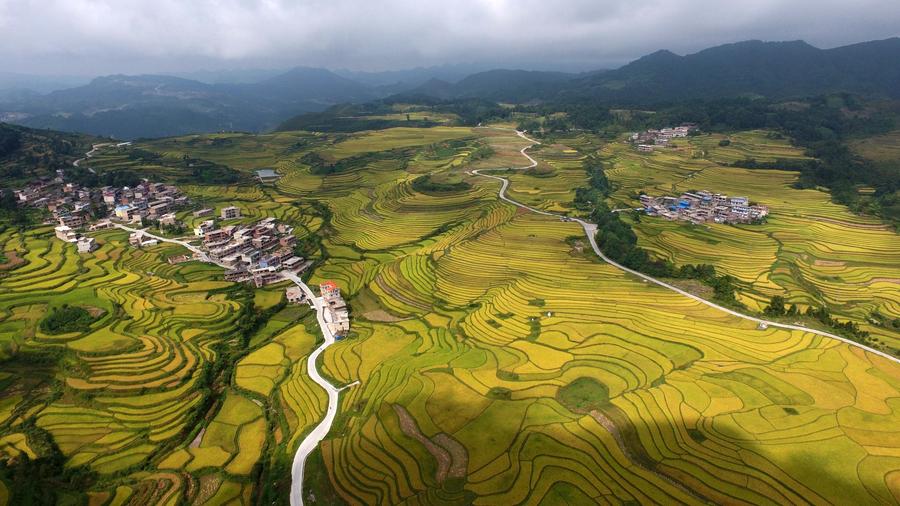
[
  {"left": 285, "top": 286, "right": 304, "bottom": 304},
  {"left": 55, "top": 225, "right": 78, "bottom": 243},
  {"left": 77, "top": 237, "right": 98, "bottom": 253},
  {"left": 194, "top": 220, "right": 216, "bottom": 237},
  {"left": 255, "top": 169, "right": 281, "bottom": 184},
  {"left": 158, "top": 213, "right": 179, "bottom": 227},
  {"left": 58, "top": 213, "right": 86, "bottom": 229},
  {"left": 89, "top": 220, "right": 114, "bottom": 231},
  {"left": 320, "top": 281, "right": 350, "bottom": 336},
  {"left": 221, "top": 206, "right": 241, "bottom": 220},
  {"left": 128, "top": 232, "right": 158, "bottom": 248}
]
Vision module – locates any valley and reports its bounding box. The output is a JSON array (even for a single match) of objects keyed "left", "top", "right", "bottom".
[{"left": 0, "top": 116, "right": 898, "bottom": 504}]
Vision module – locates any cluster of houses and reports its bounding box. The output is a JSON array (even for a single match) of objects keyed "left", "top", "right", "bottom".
[
  {"left": 18, "top": 170, "right": 189, "bottom": 253},
  {"left": 16, "top": 172, "right": 187, "bottom": 230},
  {"left": 53, "top": 225, "right": 100, "bottom": 253},
  {"left": 630, "top": 125, "right": 698, "bottom": 152},
  {"left": 191, "top": 215, "right": 307, "bottom": 287},
  {"left": 639, "top": 190, "right": 769, "bottom": 224}
]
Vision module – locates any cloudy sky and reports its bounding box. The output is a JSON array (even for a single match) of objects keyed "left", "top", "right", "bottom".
[{"left": 2, "top": 0, "right": 899, "bottom": 76}]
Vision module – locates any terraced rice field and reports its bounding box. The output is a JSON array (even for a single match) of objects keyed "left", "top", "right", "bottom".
[
  {"left": 311, "top": 188, "right": 900, "bottom": 505},
  {"left": 0, "top": 224, "right": 323, "bottom": 502},
  {"left": 1, "top": 125, "right": 898, "bottom": 504},
  {"left": 600, "top": 135, "right": 900, "bottom": 351}
]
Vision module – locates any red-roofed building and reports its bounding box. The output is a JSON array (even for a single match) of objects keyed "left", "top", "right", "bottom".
[{"left": 320, "top": 281, "right": 340, "bottom": 299}]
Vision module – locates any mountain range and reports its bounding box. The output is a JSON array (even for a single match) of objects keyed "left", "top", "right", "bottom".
[{"left": 2, "top": 38, "right": 898, "bottom": 139}]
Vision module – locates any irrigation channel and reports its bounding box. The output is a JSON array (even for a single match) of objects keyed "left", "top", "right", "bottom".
[{"left": 471, "top": 128, "right": 900, "bottom": 365}]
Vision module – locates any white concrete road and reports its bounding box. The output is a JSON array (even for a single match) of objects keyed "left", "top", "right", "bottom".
[
  {"left": 281, "top": 271, "right": 346, "bottom": 506},
  {"left": 72, "top": 142, "right": 111, "bottom": 173},
  {"left": 111, "top": 223, "right": 220, "bottom": 266},
  {"left": 473, "top": 129, "right": 900, "bottom": 365}
]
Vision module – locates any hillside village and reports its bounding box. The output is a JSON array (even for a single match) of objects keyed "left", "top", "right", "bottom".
[
  {"left": 10, "top": 168, "right": 315, "bottom": 289},
  {"left": 630, "top": 125, "right": 698, "bottom": 152},
  {"left": 191, "top": 210, "right": 309, "bottom": 287},
  {"left": 15, "top": 171, "right": 187, "bottom": 227},
  {"left": 12, "top": 168, "right": 188, "bottom": 246},
  {"left": 640, "top": 190, "right": 769, "bottom": 224}
]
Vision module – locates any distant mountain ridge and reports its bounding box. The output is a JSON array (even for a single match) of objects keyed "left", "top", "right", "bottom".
[
  {"left": 2, "top": 37, "right": 899, "bottom": 138},
  {"left": 1, "top": 69, "right": 379, "bottom": 138},
  {"left": 411, "top": 69, "right": 580, "bottom": 102},
  {"left": 401, "top": 38, "right": 900, "bottom": 103},
  {"left": 556, "top": 38, "right": 900, "bottom": 103}
]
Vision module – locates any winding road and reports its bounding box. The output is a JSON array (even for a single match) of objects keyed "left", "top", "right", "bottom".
[
  {"left": 111, "top": 223, "right": 219, "bottom": 265},
  {"left": 72, "top": 142, "right": 111, "bottom": 173},
  {"left": 281, "top": 271, "right": 354, "bottom": 506},
  {"left": 472, "top": 129, "right": 900, "bottom": 365}
]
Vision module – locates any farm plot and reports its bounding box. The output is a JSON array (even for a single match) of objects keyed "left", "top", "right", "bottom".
[
  {"left": 3, "top": 123, "right": 898, "bottom": 505},
  {"left": 314, "top": 202, "right": 900, "bottom": 505},
  {"left": 0, "top": 227, "right": 270, "bottom": 502},
  {"left": 601, "top": 132, "right": 900, "bottom": 351}
]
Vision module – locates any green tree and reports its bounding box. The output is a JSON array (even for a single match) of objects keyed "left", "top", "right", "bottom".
[{"left": 765, "top": 295, "right": 786, "bottom": 316}]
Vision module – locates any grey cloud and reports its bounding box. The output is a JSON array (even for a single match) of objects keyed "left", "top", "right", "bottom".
[{"left": 0, "top": 0, "right": 898, "bottom": 75}]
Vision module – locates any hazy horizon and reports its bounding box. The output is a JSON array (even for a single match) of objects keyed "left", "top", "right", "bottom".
[{"left": 2, "top": 0, "right": 899, "bottom": 78}]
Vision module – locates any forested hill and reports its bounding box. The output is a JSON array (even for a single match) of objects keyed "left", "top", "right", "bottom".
[
  {"left": 0, "top": 122, "right": 98, "bottom": 185},
  {"left": 557, "top": 38, "right": 900, "bottom": 103},
  {"left": 405, "top": 38, "right": 900, "bottom": 104}
]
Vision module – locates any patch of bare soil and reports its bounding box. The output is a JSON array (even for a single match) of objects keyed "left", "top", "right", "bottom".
[
  {"left": 193, "top": 473, "right": 223, "bottom": 505},
  {"left": 0, "top": 251, "right": 23, "bottom": 271},
  {"left": 189, "top": 428, "right": 205, "bottom": 448},
  {"left": 84, "top": 306, "right": 107, "bottom": 318},
  {"left": 393, "top": 404, "right": 452, "bottom": 483},
  {"left": 432, "top": 433, "right": 468, "bottom": 480}
]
